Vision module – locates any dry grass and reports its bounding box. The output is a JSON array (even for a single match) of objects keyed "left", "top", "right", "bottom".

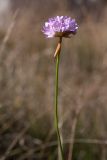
[{"left": 0, "top": 3, "right": 107, "bottom": 159}]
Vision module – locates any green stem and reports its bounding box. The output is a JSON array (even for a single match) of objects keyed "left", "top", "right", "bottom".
[{"left": 54, "top": 38, "right": 64, "bottom": 160}]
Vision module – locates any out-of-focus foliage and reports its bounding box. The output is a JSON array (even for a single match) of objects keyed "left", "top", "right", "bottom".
[{"left": 0, "top": 0, "right": 107, "bottom": 159}]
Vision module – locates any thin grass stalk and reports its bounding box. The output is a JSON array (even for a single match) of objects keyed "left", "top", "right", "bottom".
[{"left": 54, "top": 37, "right": 64, "bottom": 160}]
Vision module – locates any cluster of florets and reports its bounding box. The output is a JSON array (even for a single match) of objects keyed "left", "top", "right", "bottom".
[{"left": 42, "top": 16, "right": 78, "bottom": 38}]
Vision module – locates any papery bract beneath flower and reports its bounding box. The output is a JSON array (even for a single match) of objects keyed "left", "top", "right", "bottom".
[{"left": 42, "top": 16, "right": 78, "bottom": 38}]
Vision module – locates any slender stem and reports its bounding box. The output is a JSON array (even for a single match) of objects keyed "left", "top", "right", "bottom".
[{"left": 54, "top": 38, "right": 64, "bottom": 160}]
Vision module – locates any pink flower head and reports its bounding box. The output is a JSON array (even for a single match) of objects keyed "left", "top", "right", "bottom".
[{"left": 42, "top": 16, "right": 78, "bottom": 38}]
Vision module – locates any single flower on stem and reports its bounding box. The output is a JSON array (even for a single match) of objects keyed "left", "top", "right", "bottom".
[{"left": 42, "top": 16, "right": 78, "bottom": 160}]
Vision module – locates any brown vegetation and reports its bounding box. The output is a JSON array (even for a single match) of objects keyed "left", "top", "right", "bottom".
[{"left": 0, "top": 1, "right": 107, "bottom": 159}]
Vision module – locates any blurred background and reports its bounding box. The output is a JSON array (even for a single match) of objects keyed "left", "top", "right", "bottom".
[{"left": 0, "top": 0, "right": 107, "bottom": 159}]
